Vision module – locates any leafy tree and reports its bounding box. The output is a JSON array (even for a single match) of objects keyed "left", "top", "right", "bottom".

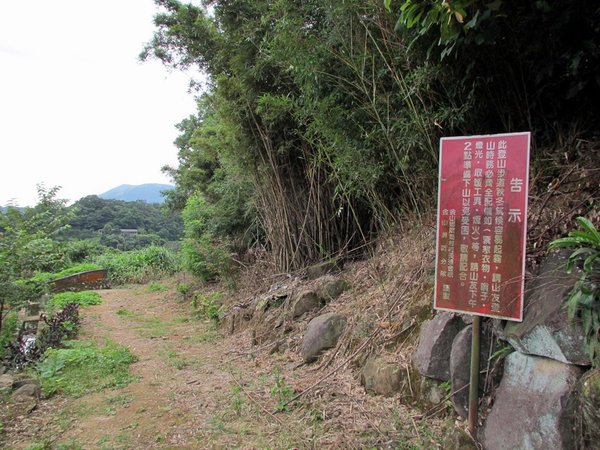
[
  {"left": 143, "top": 0, "right": 469, "bottom": 271},
  {"left": 143, "top": 0, "right": 600, "bottom": 274},
  {"left": 66, "top": 195, "right": 184, "bottom": 242},
  {"left": 0, "top": 185, "right": 73, "bottom": 334},
  {"left": 387, "top": 0, "right": 600, "bottom": 129}
]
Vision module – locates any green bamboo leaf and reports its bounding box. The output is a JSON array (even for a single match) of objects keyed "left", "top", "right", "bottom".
[
  {"left": 565, "top": 289, "right": 582, "bottom": 320},
  {"left": 400, "top": 0, "right": 413, "bottom": 13},
  {"left": 549, "top": 237, "right": 587, "bottom": 249},
  {"left": 575, "top": 216, "right": 600, "bottom": 244},
  {"left": 583, "top": 253, "right": 600, "bottom": 273},
  {"left": 580, "top": 291, "right": 595, "bottom": 306},
  {"left": 583, "top": 311, "right": 593, "bottom": 335}
]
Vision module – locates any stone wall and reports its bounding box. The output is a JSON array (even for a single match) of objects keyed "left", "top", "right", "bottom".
[{"left": 412, "top": 250, "right": 597, "bottom": 449}]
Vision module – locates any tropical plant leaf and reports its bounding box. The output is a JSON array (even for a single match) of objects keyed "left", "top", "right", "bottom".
[
  {"left": 575, "top": 216, "right": 600, "bottom": 244},
  {"left": 583, "top": 253, "right": 599, "bottom": 273}
]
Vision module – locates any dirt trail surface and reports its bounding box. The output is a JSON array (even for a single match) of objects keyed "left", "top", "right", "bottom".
[{"left": 3, "top": 275, "right": 447, "bottom": 449}]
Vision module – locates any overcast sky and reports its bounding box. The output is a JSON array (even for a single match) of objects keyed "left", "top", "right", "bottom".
[{"left": 0, "top": 0, "right": 201, "bottom": 207}]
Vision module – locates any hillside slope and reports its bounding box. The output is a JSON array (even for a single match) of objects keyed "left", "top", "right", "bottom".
[{"left": 98, "top": 184, "right": 173, "bottom": 203}]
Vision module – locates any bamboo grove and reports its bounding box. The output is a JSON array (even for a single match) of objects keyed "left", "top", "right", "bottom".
[{"left": 142, "top": 0, "right": 600, "bottom": 273}]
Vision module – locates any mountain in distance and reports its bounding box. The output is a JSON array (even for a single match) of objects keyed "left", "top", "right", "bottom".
[
  {"left": 98, "top": 184, "right": 174, "bottom": 204},
  {"left": 0, "top": 205, "right": 26, "bottom": 213}
]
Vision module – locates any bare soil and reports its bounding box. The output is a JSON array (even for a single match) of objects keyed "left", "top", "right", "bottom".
[{"left": 2, "top": 230, "right": 453, "bottom": 449}]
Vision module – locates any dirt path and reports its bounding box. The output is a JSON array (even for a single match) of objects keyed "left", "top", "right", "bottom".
[
  {"left": 3, "top": 282, "right": 320, "bottom": 449},
  {"left": 3, "top": 277, "right": 447, "bottom": 449}
]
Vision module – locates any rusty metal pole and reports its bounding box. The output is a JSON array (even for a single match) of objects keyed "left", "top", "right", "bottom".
[{"left": 468, "top": 315, "right": 481, "bottom": 436}]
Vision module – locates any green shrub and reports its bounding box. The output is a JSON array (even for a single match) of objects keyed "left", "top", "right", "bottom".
[
  {"left": 64, "top": 239, "right": 106, "bottom": 263},
  {"left": 271, "top": 368, "right": 294, "bottom": 412},
  {"left": 28, "top": 263, "right": 103, "bottom": 285},
  {"left": 92, "top": 245, "right": 179, "bottom": 285},
  {"left": 46, "top": 291, "right": 102, "bottom": 312},
  {"left": 182, "top": 235, "right": 232, "bottom": 282},
  {"left": 0, "top": 313, "right": 19, "bottom": 359},
  {"left": 549, "top": 216, "right": 600, "bottom": 366},
  {"left": 191, "top": 291, "right": 224, "bottom": 320},
  {"left": 12, "top": 263, "right": 104, "bottom": 306},
  {"left": 36, "top": 340, "right": 137, "bottom": 397},
  {"left": 147, "top": 283, "right": 168, "bottom": 292},
  {"left": 35, "top": 303, "right": 81, "bottom": 356},
  {"left": 18, "top": 238, "right": 68, "bottom": 275},
  {"left": 176, "top": 282, "right": 192, "bottom": 300}
]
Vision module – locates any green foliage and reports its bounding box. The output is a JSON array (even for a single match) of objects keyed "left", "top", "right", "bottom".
[
  {"left": 143, "top": 0, "right": 471, "bottom": 271},
  {"left": 116, "top": 307, "right": 134, "bottom": 317},
  {"left": 0, "top": 186, "right": 74, "bottom": 334},
  {"left": 181, "top": 236, "right": 231, "bottom": 282},
  {"left": 36, "top": 339, "right": 137, "bottom": 397},
  {"left": 270, "top": 368, "right": 294, "bottom": 412},
  {"left": 29, "top": 263, "right": 103, "bottom": 284},
  {"left": 145, "top": 0, "right": 600, "bottom": 275},
  {"left": 146, "top": 282, "right": 168, "bottom": 292},
  {"left": 387, "top": 0, "right": 504, "bottom": 58},
  {"left": 489, "top": 344, "right": 514, "bottom": 361},
  {"left": 65, "top": 195, "right": 183, "bottom": 243},
  {"left": 549, "top": 217, "right": 600, "bottom": 366},
  {"left": 92, "top": 245, "right": 179, "bottom": 285},
  {"left": 387, "top": 0, "right": 600, "bottom": 125},
  {"left": 46, "top": 291, "right": 102, "bottom": 312},
  {"left": 64, "top": 239, "right": 107, "bottom": 263},
  {"left": 0, "top": 185, "right": 73, "bottom": 277},
  {"left": 11, "top": 263, "right": 103, "bottom": 308},
  {"left": 230, "top": 384, "right": 244, "bottom": 415},
  {"left": 0, "top": 313, "right": 18, "bottom": 359},
  {"left": 191, "top": 291, "right": 224, "bottom": 321},
  {"left": 180, "top": 190, "right": 237, "bottom": 281},
  {"left": 176, "top": 282, "right": 192, "bottom": 297}
]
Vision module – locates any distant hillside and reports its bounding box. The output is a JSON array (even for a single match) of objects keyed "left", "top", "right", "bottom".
[
  {"left": 0, "top": 205, "right": 26, "bottom": 213},
  {"left": 98, "top": 184, "right": 173, "bottom": 204}
]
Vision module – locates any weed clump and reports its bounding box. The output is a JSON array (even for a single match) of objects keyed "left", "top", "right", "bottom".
[
  {"left": 36, "top": 340, "right": 137, "bottom": 397},
  {"left": 46, "top": 291, "right": 102, "bottom": 312},
  {"left": 93, "top": 245, "right": 179, "bottom": 285}
]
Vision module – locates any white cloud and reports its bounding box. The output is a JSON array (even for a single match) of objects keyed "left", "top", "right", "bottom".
[{"left": 0, "top": 0, "right": 201, "bottom": 206}]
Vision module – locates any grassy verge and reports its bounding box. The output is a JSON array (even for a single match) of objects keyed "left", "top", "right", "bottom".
[
  {"left": 46, "top": 291, "right": 102, "bottom": 312},
  {"left": 36, "top": 340, "right": 137, "bottom": 397}
]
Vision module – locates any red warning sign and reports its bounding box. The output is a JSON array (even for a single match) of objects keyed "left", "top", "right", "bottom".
[{"left": 434, "top": 132, "right": 530, "bottom": 321}]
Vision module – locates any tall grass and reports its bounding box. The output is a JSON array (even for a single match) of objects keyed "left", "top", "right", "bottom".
[
  {"left": 92, "top": 245, "right": 180, "bottom": 285},
  {"left": 37, "top": 340, "right": 137, "bottom": 397}
]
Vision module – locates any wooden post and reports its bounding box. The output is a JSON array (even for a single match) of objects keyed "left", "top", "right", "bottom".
[{"left": 468, "top": 315, "right": 481, "bottom": 436}]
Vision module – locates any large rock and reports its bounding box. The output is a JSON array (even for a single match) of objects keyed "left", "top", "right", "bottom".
[
  {"left": 444, "top": 427, "right": 478, "bottom": 450},
  {"left": 449, "top": 325, "right": 495, "bottom": 418},
  {"left": 306, "top": 260, "right": 341, "bottom": 280},
  {"left": 0, "top": 373, "right": 14, "bottom": 393},
  {"left": 412, "top": 313, "right": 466, "bottom": 381},
  {"left": 418, "top": 377, "right": 447, "bottom": 406},
  {"left": 482, "top": 352, "right": 583, "bottom": 450},
  {"left": 361, "top": 357, "right": 404, "bottom": 397},
  {"left": 291, "top": 290, "right": 322, "bottom": 318},
  {"left": 10, "top": 383, "right": 40, "bottom": 415},
  {"left": 577, "top": 368, "right": 600, "bottom": 448},
  {"left": 12, "top": 382, "right": 41, "bottom": 402},
  {"left": 224, "top": 304, "right": 253, "bottom": 335},
  {"left": 316, "top": 277, "right": 350, "bottom": 302},
  {"left": 301, "top": 313, "right": 347, "bottom": 363},
  {"left": 505, "top": 250, "right": 589, "bottom": 365}
]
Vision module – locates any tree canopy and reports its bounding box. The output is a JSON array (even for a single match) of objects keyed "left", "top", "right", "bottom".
[{"left": 143, "top": 0, "right": 600, "bottom": 271}]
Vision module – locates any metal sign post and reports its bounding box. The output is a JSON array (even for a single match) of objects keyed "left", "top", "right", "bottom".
[
  {"left": 468, "top": 315, "right": 481, "bottom": 435},
  {"left": 434, "top": 132, "right": 531, "bottom": 436}
]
